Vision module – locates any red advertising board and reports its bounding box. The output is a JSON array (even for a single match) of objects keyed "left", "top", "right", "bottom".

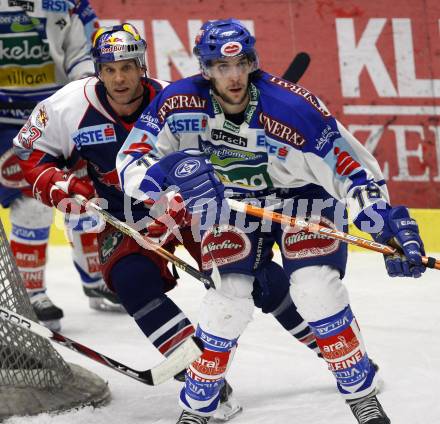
[{"left": 91, "top": 0, "right": 440, "bottom": 208}]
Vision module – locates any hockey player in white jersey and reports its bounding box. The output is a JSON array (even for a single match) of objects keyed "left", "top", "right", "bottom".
[
  {"left": 116, "top": 18, "right": 428, "bottom": 424},
  {"left": 0, "top": 0, "right": 123, "bottom": 331}
]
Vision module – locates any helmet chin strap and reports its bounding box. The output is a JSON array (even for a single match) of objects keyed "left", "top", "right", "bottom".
[{"left": 107, "top": 90, "right": 144, "bottom": 105}]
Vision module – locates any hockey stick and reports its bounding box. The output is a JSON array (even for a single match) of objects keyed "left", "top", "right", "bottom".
[
  {"left": 0, "top": 306, "right": 203, "bottom": 386},
  {"left": 227, "top": 199, "right": 440, "bottom": 270},
  {"left": 66, "top": 193, "right": 220, "bottom": 289},
  {"left": 282, "top": 52, "right": 311, "bottom": 83}
]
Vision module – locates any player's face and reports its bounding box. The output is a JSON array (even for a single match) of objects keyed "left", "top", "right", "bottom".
[
  {"left": 100, "top": 60, "right": 144, "bottom": 104},
  {"left": 208, "top": 56, "right": 251, "bottom": 112}
]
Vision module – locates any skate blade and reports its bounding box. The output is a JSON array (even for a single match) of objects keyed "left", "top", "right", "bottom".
[
  {"left": 89, "top": 298, "right": 126, "bottom": 313},
  {"left": 375, "top": 375, "right": 385, "bottom": 394},
  {"left": 40, "top": 319, "right": 61, "bottom": 332},
  {"left": 213, "top": 400, "right": 243, "bottom": 422}
]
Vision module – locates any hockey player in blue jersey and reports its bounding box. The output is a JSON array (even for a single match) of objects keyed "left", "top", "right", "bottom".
[
  {"left": 116, "top": 18, "right": 427, "bottom": 424},
  {"left": 13, "top": 22, "right": 340, "bottom": 421}
]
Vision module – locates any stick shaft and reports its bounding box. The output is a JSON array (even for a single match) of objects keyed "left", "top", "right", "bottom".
[
  {"left": 73, "top": 195, "right": 215, "bottom": 287},
  {"left": 0, "top": 306, "right": 203, "bottom": 385},
  {"left": 227, "top": 199, "right": 440, "bottom": 270},
  {"left": 282, "top": 52, "right": 311, "bottom": 83}
]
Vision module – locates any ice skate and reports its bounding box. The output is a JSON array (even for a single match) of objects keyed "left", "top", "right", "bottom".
[
  {"left": 347, "top": 392, "right": 391, "bottom": 424},
  {"left": 214, "top": 381, "right": 243, "bottom": 421},
  {"left": 176, "top": 410, "right": 211, "bottom": 424},
  {"left": 83, "top": 279, "right": 125, "bottom": 313},
  {"left": 30, "top": 291, "right": 63, "bottom": 332},
  {"left": 173, "top": 372, "right": 242, "bottom": 422}
]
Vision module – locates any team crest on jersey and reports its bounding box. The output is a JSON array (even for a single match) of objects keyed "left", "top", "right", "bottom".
[
  {"left": 72, "top": 124, "right": 117, "bottom": 150},
  {"left": 282, "top": 216, "right": 340, "bottom": 259},
  {"left": 35, "top": 105, "right": 49, "bottom": 128},
  {"left": 99, "top": 229, "right": 124, "bottom": 264},
  {"left": 201, "top": 225, "right": 251, "bottom": 270}
]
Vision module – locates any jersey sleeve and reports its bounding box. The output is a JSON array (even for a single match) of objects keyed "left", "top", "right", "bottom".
[
  {"left": 284, "top": 96, "right": 390, "bottom": 232},
  {"left": 63, "top": 0, "right": 98, "bottom": 80},
  {"left": 13, "top": 96, "right": 70, "bottom": 181},
  {"left": 116, "top": 90, "right": 180, "bottom": 201}
]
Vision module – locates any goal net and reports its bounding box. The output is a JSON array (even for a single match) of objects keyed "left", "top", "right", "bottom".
[{"left": 0, "top": 218, "right": 110, "bottom": 419}]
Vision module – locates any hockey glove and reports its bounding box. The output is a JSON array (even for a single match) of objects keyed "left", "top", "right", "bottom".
[
  {"left": 143, "top": 190, "right": 190, "bottom": 244},
  {"left": 373, "top": 206, "right": 425, "bottom": 278},
  {"left": 33, "top": 166, "right": 95, "bottom": 213},
  {"left": 141, "top": 149, "right": 225, "bottom": 215}
]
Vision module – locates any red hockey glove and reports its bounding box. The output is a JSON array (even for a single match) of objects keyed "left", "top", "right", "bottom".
[
  {"left": 33, "top": 166, "right": 95, "bottom": 213},
  {"left": 144, "top": 191, "right": 189, "bottom": 244}
]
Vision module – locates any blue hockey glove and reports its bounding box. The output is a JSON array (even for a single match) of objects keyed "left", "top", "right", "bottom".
[
  {"left": 141, "top": 149, "right": 225, "bottom": 215},
  {"left": 373, "top": 206, "right": 425, "bottom": 278}
]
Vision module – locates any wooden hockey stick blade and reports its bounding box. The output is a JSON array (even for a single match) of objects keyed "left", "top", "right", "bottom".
[
  {"left": 227, "top": 199, "right": 440, "bottom": 270},
  {"left": 0, "top": 306, "right": 204, "bottom": 385},
  {"left": 282, "top": 52, "right": 311, "bottom": 83},
  {"left": 69, "top": 194, "right": 215, "bottom": 289}
]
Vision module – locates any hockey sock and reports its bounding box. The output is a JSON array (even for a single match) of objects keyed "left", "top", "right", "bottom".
[
  {"left": 10, "top": 224, "right": 49, "bottom": 294},
  {"left": 66, "top": 216, "right": 102, "bottom": 286},
  {"left": 308, "top": 305, "right": 377, "bottom": 399},
  {"left": 179, "top": 326, "right": 237, "bottom": 416},
  {"left": 111, "top": 255, "right": 194, "bottom": 356},
  {"left": 134, "top": 295, "right": 195, "bottom": 356}
]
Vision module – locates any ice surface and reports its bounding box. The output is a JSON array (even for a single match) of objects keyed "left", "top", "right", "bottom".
[{"left": 5, "top": 247, "right": 440, "bottom": 424}]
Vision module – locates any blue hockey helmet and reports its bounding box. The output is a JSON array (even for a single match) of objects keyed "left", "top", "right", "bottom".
[
  {"left": 193, "top": 19, "right": 259, "bottom": 74},
  {"left": 91, "top": 23, "right": 147, "bottom": 74}
]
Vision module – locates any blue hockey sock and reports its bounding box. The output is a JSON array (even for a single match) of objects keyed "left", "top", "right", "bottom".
[
  {"left": 308, "top": 306, "right": 377, "bottom": 399},
  {"left": 179, "top": 326, "right": 237, "bottom": 415}
]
